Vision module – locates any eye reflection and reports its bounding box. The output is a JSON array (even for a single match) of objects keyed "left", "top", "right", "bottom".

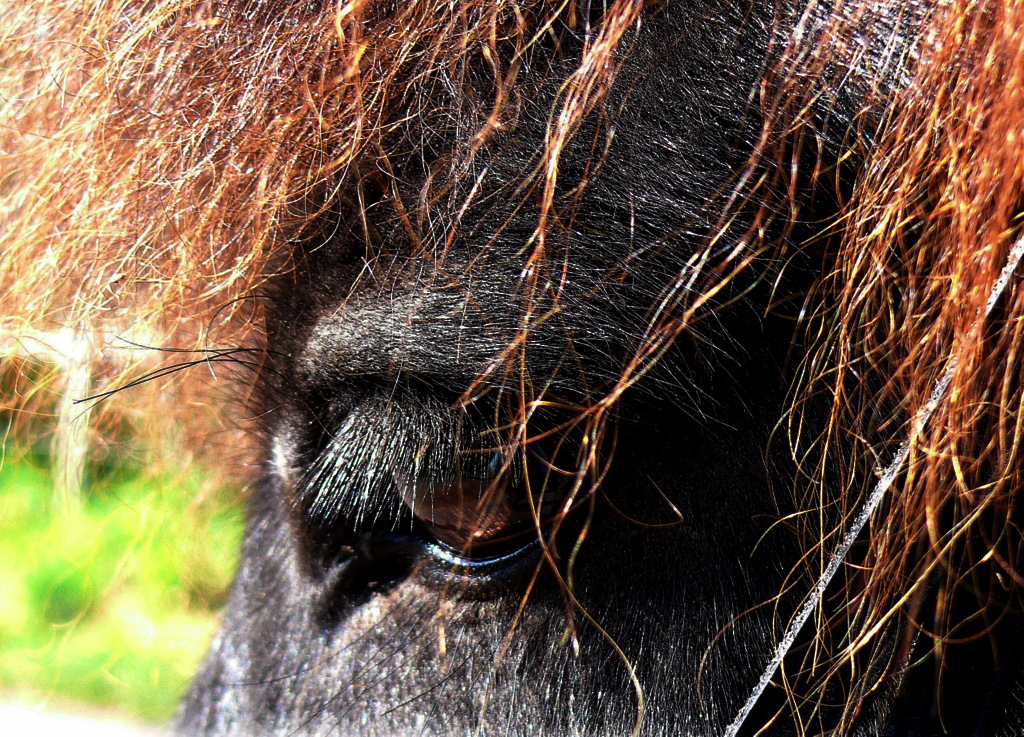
[{"left": 399, "top": 442, "right": 572, "bottom": 555}]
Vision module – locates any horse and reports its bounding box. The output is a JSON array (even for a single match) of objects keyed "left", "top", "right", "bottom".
[{"left": 3, "top": 0, "right": 1024, "bottom": 734}]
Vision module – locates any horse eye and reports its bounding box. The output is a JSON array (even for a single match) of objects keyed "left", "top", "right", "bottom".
[{"left": 400, "top": 443, "right": 571, "bottom": 556}]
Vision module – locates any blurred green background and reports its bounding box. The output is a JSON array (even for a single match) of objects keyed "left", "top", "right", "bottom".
[{"left": 0, "top": 405, "right": 245, "bottom": 723}]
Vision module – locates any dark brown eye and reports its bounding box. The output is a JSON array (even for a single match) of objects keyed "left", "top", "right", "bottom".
[{"left": 400, "top": 443, "right": 572, "bottom": 556}]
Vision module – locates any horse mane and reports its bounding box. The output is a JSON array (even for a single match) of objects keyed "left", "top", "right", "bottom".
[{"left": 3, "top": 0, "right": 1023, "bottom": 731}]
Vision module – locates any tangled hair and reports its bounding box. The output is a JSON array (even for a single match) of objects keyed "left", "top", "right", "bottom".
[{"left": 4, "top": 0, "right": 1024, "bottom": 731}]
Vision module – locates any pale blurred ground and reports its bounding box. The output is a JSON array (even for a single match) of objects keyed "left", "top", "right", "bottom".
[{"left": 0, "top": 701, "right": 164, "bottom": 736}]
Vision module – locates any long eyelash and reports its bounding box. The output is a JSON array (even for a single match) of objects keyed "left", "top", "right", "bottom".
[
  {"left": 296, "top": 395, "right": 541, "bottom": 531},
  {"left": 77, "top": 345, "right": 272, "bottom": 406},
  {"left": 299, "top": 401, "right": 429, "bottom": 529}
]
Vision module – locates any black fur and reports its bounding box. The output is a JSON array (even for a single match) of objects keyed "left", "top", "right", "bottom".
[{"left": 175, "top": 1, "right": 1024, "bottom": 734}]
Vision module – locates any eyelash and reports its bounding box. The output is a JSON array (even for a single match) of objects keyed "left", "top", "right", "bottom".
[{"left": 294, "top": 395, "right": 580, "bottom": 558}]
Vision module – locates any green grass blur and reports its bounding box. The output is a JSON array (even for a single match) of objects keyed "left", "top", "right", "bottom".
[{"left": 0, "top": 443, "right": 245, "bottom": 722}]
